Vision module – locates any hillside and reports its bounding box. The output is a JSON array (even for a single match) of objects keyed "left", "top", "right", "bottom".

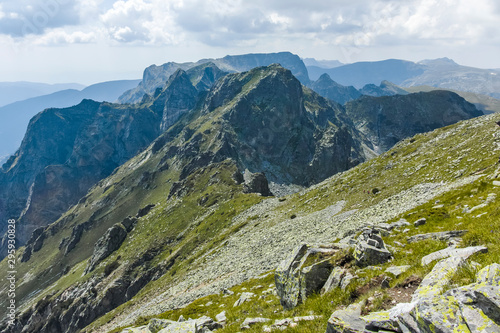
[{"left": 0, "top": 64, "right": 490, "bottom": 333}]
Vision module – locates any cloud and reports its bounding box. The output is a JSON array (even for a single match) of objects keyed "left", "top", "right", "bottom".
[
  {"left": 0, "top": 0, "right": 81, "bottom": 37},
  {"left": 32, "top": 29, "right": 97, "bottom": 45}
]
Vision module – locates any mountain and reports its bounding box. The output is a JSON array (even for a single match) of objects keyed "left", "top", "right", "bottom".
[
  {"left": 359, "top": 80, "right": 409, "bottom": 97},
  {"left": 0, "top": 82, "right": 85, "bottom": 107},
  {"left": 302, "top": 58, "right": 344, "bottom": 68},
  {"left": 344, "top": 90, "right": 482, "bottom": 153},
  {"left": 118, "top": 52, "right": 309, "bottom": 104},
  {"left": 0, "top": 60, "right": 494, "bottom": 332},
  {"left": 309, "top": 73, "right": 362, "bottom": 104},
  {"left": 308, "top": 57, "right": 500, "bottom": 98},
  {"left": 307, "top": 59, "right": 425, "bottom": 85},
  {"left": 0, "top": 80, "right": 141, "bottom": 163}
]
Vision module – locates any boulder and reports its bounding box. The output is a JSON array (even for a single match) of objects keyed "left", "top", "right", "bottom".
[
  {"left": 148, "top": 319, "right": 176, "bottom": 333},
  {"left": 326, "top": 302, "right": 367, "bottom": 333},
  {"left": 385, "top": 265, "right": 411, "bottom": 277},
  {"left": 215, "top": 311, "right": 226, "bottom": 325},
  {"left": 121, "top": 326, "right": 151, "bottom": 333},
  {"left": 242, "top": 170, "right": 273, "bottom": 196},
  {"left": 420, "top": 245, "right": 488, "bottom": 266},
  {"left": 121, "top": 216, "right": 138, "bottom": 232},
  {"left": 353, "top": 229, "right": 392, "bottom": 267},
  {"left": 85, "top": 223, "right": 127, "bottom": 273},
  {"left": 241, "top": 317, "right": 270, "bottom": 330},
  {"left": 233, "top": 292, "right": 255, "bottom": 307},
  {"left": 321, "top": 267, "right": 347, "bottom": 294},
  {"left": 413, "top": 218, "right": 426, "bottom": 227},
  {"left": 275, "top": 244, "right": 334, "bottom": 310},
  {"left": 157, "top": 321, "right": 197, "bottom": 333}
]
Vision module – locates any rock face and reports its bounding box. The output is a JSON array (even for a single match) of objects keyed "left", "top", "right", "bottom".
[
  {"left": 359, "top": 80, "right": 409, "bottom": 97},
  {"left": 309, "top": 73, "right": 362, "bottom": 105},
  {"left": 353, "top": 229, "right": 392, "bottom": 267},
  {"left": 242, "top": 170, "right": 273, "bottom": 196},
  {"left": 345, "top": 91, "right": 483, "bottom": 153},
  {"left": 85, "top": 223, "right": 128, "bottom": 273},
  {"left": 0, "top": 99, "right": 162, "bottom": 257},
  {"left": 275, "top": 244, "right": 333, "bottom": 310}
]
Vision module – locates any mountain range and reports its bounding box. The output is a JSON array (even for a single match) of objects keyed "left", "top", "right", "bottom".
[
  {"left": 0, "top": 52, "right": 498, "bottom": 333},
  {"left": 0, "top": 82, "right": 85, "bottom": 107}
]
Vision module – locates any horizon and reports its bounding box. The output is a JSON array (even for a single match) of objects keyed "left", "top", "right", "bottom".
[{"left": 0, "top": 0, "right": 499, "bottom": 85}]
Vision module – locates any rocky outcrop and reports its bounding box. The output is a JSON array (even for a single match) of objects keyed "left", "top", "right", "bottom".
[
  {"left": 353, "top": 228, "right": 392, "bottom": 267},
  {"left": 85, "top": 223, "right": 128, "bottom": 274},
  {"left": 242, "top": 170, "right": 273, "bottom": 196},
  {"left": 309, "top": 73, "right": 362, "bottom": 105},
  {"left": 359, "top": 80, "right": 409, "bottom": 97}
]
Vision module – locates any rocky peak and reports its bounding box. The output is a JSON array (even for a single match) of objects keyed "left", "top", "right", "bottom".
[{"left": 310, "top": 73, "right": 362, "bottom": 104}]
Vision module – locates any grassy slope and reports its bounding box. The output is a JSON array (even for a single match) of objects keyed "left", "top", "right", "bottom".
[{"left": 108, "top": 112, "right": 500, "bottom": 332}]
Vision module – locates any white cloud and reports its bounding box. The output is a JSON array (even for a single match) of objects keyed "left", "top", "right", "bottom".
[{"left": 32, "top": 29, "right": 97, "bottom": 45}]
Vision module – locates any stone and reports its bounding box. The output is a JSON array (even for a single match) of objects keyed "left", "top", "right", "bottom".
[
  {"left": 406, "top": 230, "right": 468, "bottom": 243},
  {"left": 326, "top": 302, "right": 367, "bottom": 333},
  {"left": 361, "top": 311, "right": 402, "bottom": 332},
  {"left": 157, "top": 320, "right": 197, "bottom": 333},
  {"left": 385, "top": 265, "right": 411, "bottom": 277},
  {"left": 121, "top": 216, "right": 138, "bottom": 232},
  {"left": 215, "top": 311, "right": 226, "bottom": 325},
  {"left": 137, "top": 204, "right": 156, "bottom": 218},
  {"left": 85, "top": 223, "right": 128, "bottom": 273},
  {"left": 420, "top": 245, "right": 488, "bottom": 266},
  {"left": 242, "top": 170, "right": 273, "bottom": 196},
  {"left": 194, "top": 316, "right": 221, "bottom": 331},
  {"left": 148, "top": 319, "right": 176, "bottom": 333},
  {"left": 353, "top": 229, "right": 392, "bottom": 267},
  {"left": 121, "top": 326, "right": 152, "bottom": 333},
  {"left": 340, "top": 272, "right": 355, "bottom": 291},
  {"left": 476, "top": 263, "right": 500, "bottom": 285},
  {"left": 411, "top": 295, "right": 470, "bottom": 333},
  {"left": 300, "top": 259, "right": 333, "bottom": 300},
  {"left": 321, "top": 267, "right": 347, "bottom": 294},
  {"left": 387, "top": 219, "right": 411, "bottom": 230},
  {"left": 233, "top": 292, "right": 255, "bottom": 307},
  {"left": 240, "top": 317, "right": 270, "bottom": 330},
  {"left": 413, "top": 218, "right": 426, "bottom": 227}
]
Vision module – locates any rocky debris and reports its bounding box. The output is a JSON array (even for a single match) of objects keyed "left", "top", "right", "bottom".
[
  {"left": 326, "top": 302, "right": 368, "bottom": 333},
  {"left": 85, "top": 223, "right": 128, "bottom": 273},
  {"left": 233, "top": 292, "right": 255, "bottom": 307},
  {"left": 378, "top": 218, "right": 411, "bottom": 231},
  {"left": 275, "top": 244, "right": 334, "bottom": 310},
  {"left": 158, "top": 320, "right": 196, "bottom": 332},
  {"left": 321, "top": 267, "right": 347, "bottom": 294},
  {"left": 413, "top": 218, "right": 426, "bottom": 227},
  {"left": 385, "top": 265, "right": 411, "bottom": 277},
  {"left": 242, "top": 170, "right": 273, "bottom": 197},
  {"left": 353, "top": 229, "right": 392, "bottom": 267},
  {"left": 406, "top": 229, "right": 468, "bottom": 243},
  {"left": 121, "top": 326, "right": 151, "bottom": 332},
  {"left": 122, "top": 216, "right": 138, "bottom": 232},
  {"left": 147, "top": 318, "right": 176, "bottom": 333},
  {"left": 465, "top": 192, "right": 496, "bottom": 213},
  {"left": 240, "top": 317, "right": 271, "bottom": 330},
  {"left": 421, "top": 245, "right": 488, "bottom": 266}
]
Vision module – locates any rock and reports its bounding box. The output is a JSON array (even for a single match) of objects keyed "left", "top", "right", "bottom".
[
  {"left": 242, "top": 170, "right": 273, "bottom": 196},
  {"left": 294, "top": 315, "right": 322, "bottom": 322},
  {"left": 240, "top": 317, "right": 270, "bottom": 330},
  {"left": 233, "top": 292, "right": 255, "bottom": 307},
  {"left": 194, "top": 316, "right": 221, "bottom": 331},
  {"left": 412, "top": 295, "right": 470, "bottom": 333},
  {"left": 494, "top": 181, "right": 500, "bottom": 186},
  {"left": 413, "top": 218, "right": 426, "bottom": 227},
  {"left": 275, "top": 244, "right": 334, "bottom": 310},
  {"left": 121, "top": 216, "right": 138, "bottom": 232},
  {"left": 380, "top": 219, "right": 411, "bottom": 231},
  {"left": 20, "top": 245, "right": 32, "bottom": 263},
  {"left": 326, "top": 302, "right": 367, "bottom": 333},
  {"left": 421, "top": 245, "right": 488, "bottom": 266},
  {"left": 413, "top": 256, "right": 466, "bottom": 302},
  {"left": 178, "top": 315, "right": 185, "bottom": 322},
  {"left": 148, "top": 319, "right": 176, "bottom": 333},
  {"left": 353, "top": 229, "right": 392, "bottom": 267},
  {"left": 381, "top": 276, "right": 391, "bottom": 289},
  {"left": 361, "top": 311, "right": 402, "bottom": 332},
  {"left": 121, "top": 326, "right": 151, "bottom": 333},
  {"left": 215, "top": 311, "right": 226, "bottom": 325},
  {"left": 406, "top": 230, "right": 468, "bottom": 243},
  {"left": 477, "top": 263, "right": 500, "bottom": 284},
  {"left": 321, "top": 267, "right": 347, "bottom": 294},
  {"left": 385, "top": 265, "right": 411, "bottom": 277},
  {"left": 157, "top": 320, "right": 197, "bottom": 333},
  {"left": 340, "top": 272, "right": 355, "bottom": 291},
  {"left": 137, "top": 204, "right": 155, "bottom": 218},
  {"left": 85, "top": 223, "right": 128, "bottom": 273}
]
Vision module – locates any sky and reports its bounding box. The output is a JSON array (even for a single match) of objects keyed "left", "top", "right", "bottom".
[{"left": 0, "top": 0, "right": 499, "bottom": 85}]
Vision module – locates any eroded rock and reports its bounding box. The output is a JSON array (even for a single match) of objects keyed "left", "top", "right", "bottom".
[{"left": 353, "top": 229, "right": 392, "bottom": 267}]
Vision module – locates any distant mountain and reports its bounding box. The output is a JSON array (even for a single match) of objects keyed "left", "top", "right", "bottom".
[
  {"left": 0, "top": 79, "right": 141, "bottom": 162},
  {"left": 308, "top": 59, "right": 425, "bottom": 87},
  {"left": 309, "top": 73, "right": 361, "bottom": 104},
  {"left": 359, "top": 80, "right": 409, "bottom": 97},
  {"left": 302, "top": 58, "right": 344, "bottom": 68},
  {"left": 119, "top": 52, "right": 309, "bottom": 103},
  {"left": 307, "top": 57, "right": 500, "bottom": 98},
  {"left": 0, "top": 82, "right": 85, "bottom": 107}
]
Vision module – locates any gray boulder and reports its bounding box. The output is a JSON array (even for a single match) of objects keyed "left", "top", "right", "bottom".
[
  {"left": 233, "top": 292, "right": 255, "bottom": 307},
  {"left": 85, "top": 223, "right": 127, "bottom": 273},
  {"left": 353, "top": 229, "right": 392, "bottom": 267},
  {"left": 157, "top": 321, "right": 197, "bottom": 333},
  {"left": 242, "top": 170, "right": 273, "bottom": 196},
  {"left": 420, "top": 245, "right": 488, "bottom": 266},
  {"left": 241, "top": 317, "right": 270, "bottom": 330},
  {"left": 407, "top": 230, "right": 467, "bottom": 243},
  {"left": 148, "top": 319, "right": 176, "bottom": 333},
  {"left": 326, "top": 302, "right": 367, "bottom": 333},
  {"left": 321, "top": 267, "right": 347, "bottom": 294}
]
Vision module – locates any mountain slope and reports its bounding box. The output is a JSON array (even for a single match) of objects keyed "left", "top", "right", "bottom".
[
  {"left": 309, "top": 73, "right": 362, "bottom": 104},
  {"left": 345, "top": 91, "right": 482, "bottom": 153},
  {"left": 118, "top": 52, "right": 309, "bottom": 104},
  {"left": 0, "top": 79, "right": 141, "bottom": 162}
]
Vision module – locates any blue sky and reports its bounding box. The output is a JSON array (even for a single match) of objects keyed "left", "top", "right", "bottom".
[{"left": 1, "top": 0, "right": 499, "bottom": 84}]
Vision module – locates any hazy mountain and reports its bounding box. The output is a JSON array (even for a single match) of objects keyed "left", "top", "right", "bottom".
[
  {"left": 118, "top": 52, "right": 309, "bottom": 104},
  {"left": 0, "top": 79, "right": 141, "bottom": 163},
  {"left": 302, "top": 58, "right": 344, "bottom": 68},
  {"left": 309, "top": 73, "right": 362, "bottom": 104},
  {"left": 0, "top": 82, "right": 85, "bottom": 107},
  {"left": 359, "top": 80, "right": 409, "bottom": 97}
]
